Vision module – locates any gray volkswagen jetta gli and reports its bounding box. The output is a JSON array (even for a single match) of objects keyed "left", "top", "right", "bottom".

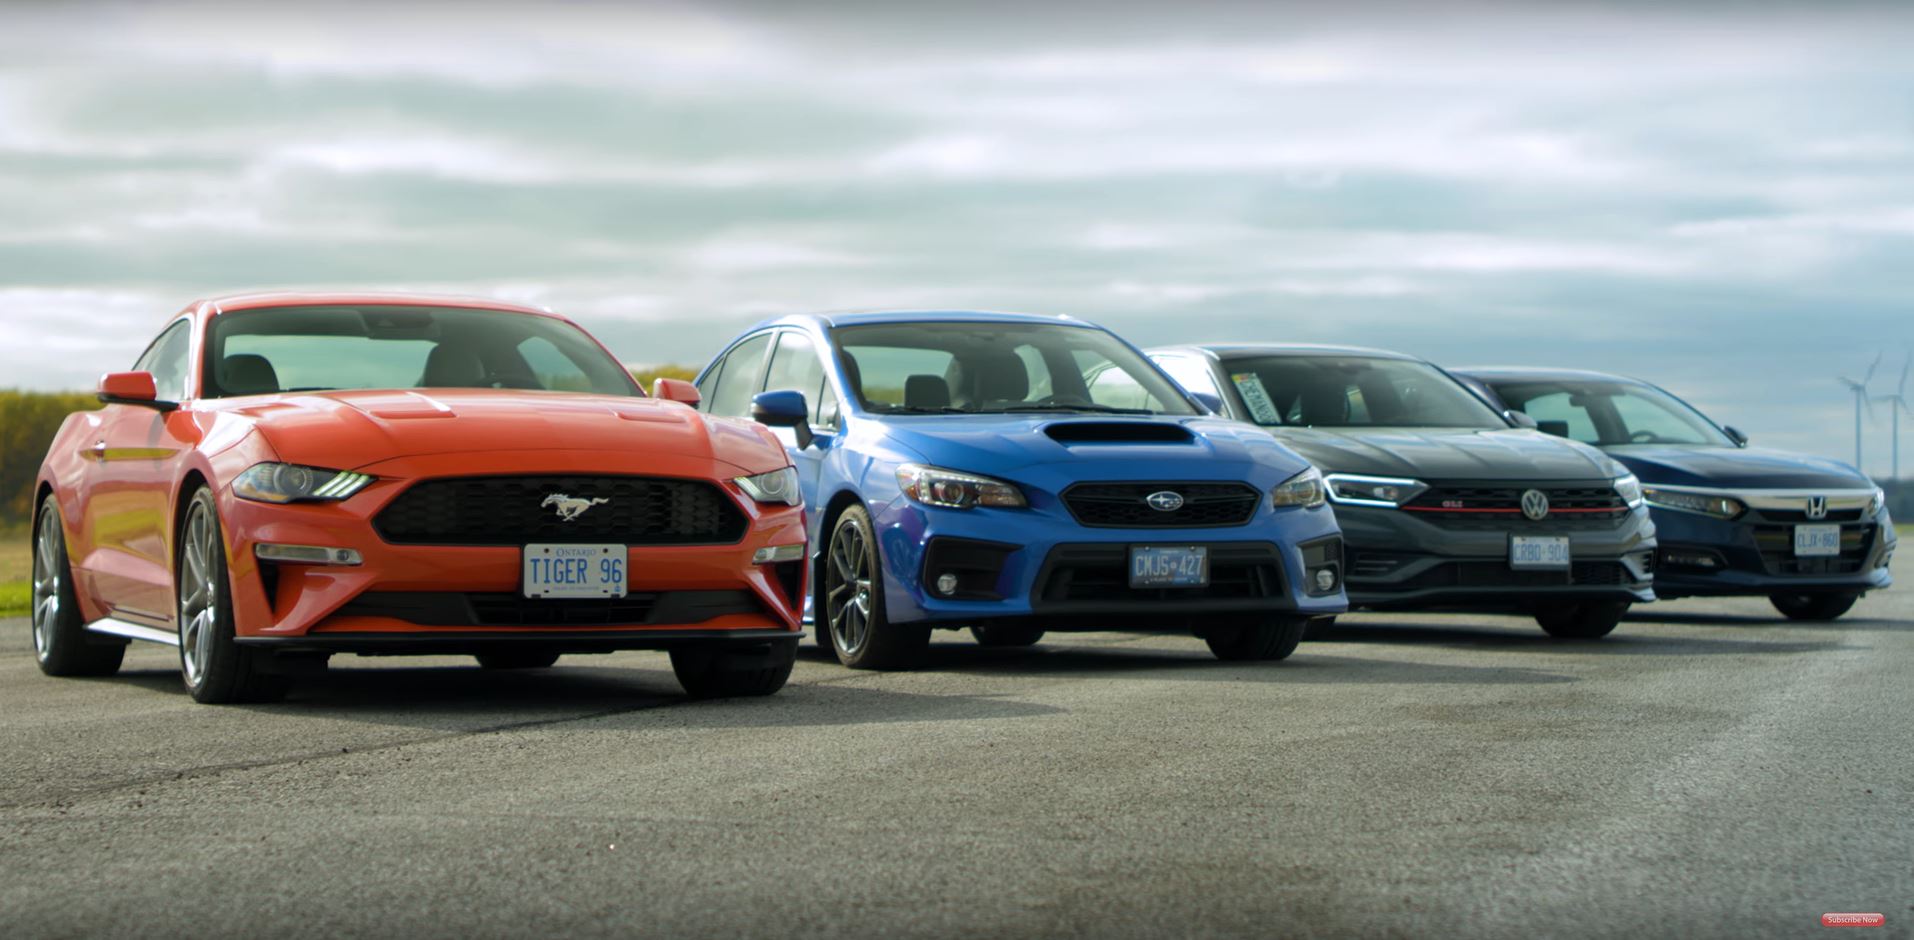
[{"left": 1148, "top": 344, "right": 1656, "bottom": 638}]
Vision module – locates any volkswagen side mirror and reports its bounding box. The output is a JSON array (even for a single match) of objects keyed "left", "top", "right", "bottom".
[
  {"left": 1190, "top": 391, "right": 1224, "bottom": 415},
  {"left": 751, "top": 390, "right": 813, "bottom": 449},
  {"left": 98, "top": 371, "right": 176, "bottom": 411},
  {"left": 652, "top": 377, "right": 701, "bottom": 406}
]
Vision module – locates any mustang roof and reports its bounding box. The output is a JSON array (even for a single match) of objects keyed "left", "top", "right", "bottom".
[
  {"left": 1154, "top": 342, "right": 1422, "bottom": 361},
  {"left": 199, "top": 291, "right": 555, "bottom": 318}
]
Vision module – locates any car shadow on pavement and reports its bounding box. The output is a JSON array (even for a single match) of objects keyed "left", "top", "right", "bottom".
[
  {"left": 1312, "top": 620, "right": 1850, "bottom": 655},
  {"left": 893, "top": 639, "right": 1575, "bottom": 685},
  {"left": 1622, "top": 610, "right": 1910, "bottom": 631}
]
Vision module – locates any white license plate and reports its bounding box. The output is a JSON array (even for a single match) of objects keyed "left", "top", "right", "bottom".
[
  {"left": 1129, "top": 545, "right": 1210, "bottom": 588},
  {"left": 523, "top": 544, "right": 626, "bottom": 599},
  {"left": 1793, "top": 524, "right": 1841, "bottom": 557},
  {"left": 1510, "top": 535, "right": 1571, "bottom": 570}
]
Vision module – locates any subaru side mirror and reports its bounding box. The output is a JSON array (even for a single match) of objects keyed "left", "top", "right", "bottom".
[
  {"left": 751, "top": 390, "right": 813, "bottom": 449},
  {"left": 1724, "top": 425, "right": 1748, "bottom": 447},
  {"left": 98, "top": 371, "right": 176, "bottom": 411},
  {"left": 1190, "top": 391, "right": 1224, "bottom": 415},
  {"left": 652, "top": 377, "right": 701, "bottom": 406},
  {"left": 1505, "top": 410, "right": 1539, "bottom": 430}
]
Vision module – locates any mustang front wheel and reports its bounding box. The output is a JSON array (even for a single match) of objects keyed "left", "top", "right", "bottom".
[
  {"left": 822, "top": 505, "right": 928, "bottom": 669},
  {"left": 670, "top": 639, "right": 798, "bottom": 698},
  {"left": 31, "top": 495, "right": 125, "bottom": 677},
  {"left": 177, "top": 488, "right": 287, "bottom": 704}
]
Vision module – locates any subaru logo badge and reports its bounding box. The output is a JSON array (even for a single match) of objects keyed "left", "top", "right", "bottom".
[
  {"left": 1145, "top": 490, "right": 1185, "bottom": 512},
  {"left": 1520, "top": 489, "right": 1550, "bottom": 521},
  {"left": 1806, "top": 495, "right": 1828, "bottom": 520}
]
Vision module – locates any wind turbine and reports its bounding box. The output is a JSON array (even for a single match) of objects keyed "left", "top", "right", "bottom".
[
  {"left": 1875, "top": 352, "right": 1910, "bottom": 482},
  {"left": 1837, "top": 352, "right": 1881, "bottom": 471}
]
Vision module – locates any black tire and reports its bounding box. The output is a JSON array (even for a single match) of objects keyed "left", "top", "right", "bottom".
[
  {"left": 670, "top": 639, "right": 798, "bottom": 698},
  {"left": 1534, "top": 600, "right": 1629, "bottom": 639},
  {"left": 31, "top": 495, "right": 125, "bottom": 677},
  {"left": 1302, "top": 615, "right": 1338, "bottom": 641},
  {"left": 177, "top": 487, "right": 288, "bottom": 704},
  {"left": 474, "top": 650, "right": 561, "bottom": 670},
  {"left": 1204, "top": 617, "right": 1308, "bottom": 661},
  {"left": 1769, "top": 593, "right": 1858, "bottom": 621},
  {"left": 820, "top": 505, "right": 928, "bottom": 670},
  {"left": 969, "top": 625, "right": 1045, "bottom": 647}
]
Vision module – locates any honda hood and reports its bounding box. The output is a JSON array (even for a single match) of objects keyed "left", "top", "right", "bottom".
[{"left": 1605, "top": 444, "right": 1873, "bottom": 490}]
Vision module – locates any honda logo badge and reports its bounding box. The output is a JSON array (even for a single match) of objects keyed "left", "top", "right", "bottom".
[{"left": 1806, "top": 495, "right": 1827, "bottom": 520}]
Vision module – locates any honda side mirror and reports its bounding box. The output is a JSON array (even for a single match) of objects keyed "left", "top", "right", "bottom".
[
  {"left": 98, "top": 371, "right": 176, "bottom": 411},
  {"left": 1505, "top": 410, "right": 1539, "bottom": 430},
  {"left": 1724, "top": 425, "right": 1748, "bottom": 447},
  {"left": 652, "top": 377, "right": 701, "bottom": 406},
  {"left": 751, "top": 390, "right": 813, "bottom": 449}
]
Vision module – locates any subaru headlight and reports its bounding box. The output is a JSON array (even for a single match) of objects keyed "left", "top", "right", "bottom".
[
  {"left": 1271, "top": 467, "right": 1326, "bottom": 509},
  {"left": 1323, "top": 473, "right": 1427, "bottom": 508},
  {"left": 735, "top": 467, "right": 802, "bottom": 506},
  {"left": 233, "top": 463, "right": 374, "bottom": 504},
  {"left": 896, "top": 464, "right": 1026, "bottom": 509},
  {"left": 1642, "top": 486, "right": 1744, "bottom": 520},
  {"left": 1614, "top": 473, "right": 1644, "bottom": 509}
]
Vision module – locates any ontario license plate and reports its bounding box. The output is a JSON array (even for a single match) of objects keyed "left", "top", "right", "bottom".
[
  {"left": 1510, "top": 535, "right": 1571, "bottom": 570},
  {"left": 1129, "top": 545, "right": 1210, "bottom": 588},
  {"left": 1793, "top": 524, "right": 1841, "bottom": 557},
  {"left": 523, "top": 544, "right": 626, "bottom": 599}
]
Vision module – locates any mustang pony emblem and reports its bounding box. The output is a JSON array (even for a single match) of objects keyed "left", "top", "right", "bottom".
[{"left": 542, "top": 493, "right": 610, "bottom": 522}]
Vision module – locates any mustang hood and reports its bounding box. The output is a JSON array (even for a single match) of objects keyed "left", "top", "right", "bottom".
[
  {"left": 1606, "top": 444, "right": 1872, "bottom": 490},
  {"left": 878, "top": 414, "right": 1311, "bottom": 479},
  {"left": 225, "top": 389, "right": 787, "bottom": 474},
  {"left": 1272, "top": 427, "right": 1621, "bottom": 481}
]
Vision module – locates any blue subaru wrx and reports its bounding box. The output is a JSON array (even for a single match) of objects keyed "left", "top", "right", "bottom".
[
  {"left": 692, "top": 311, "right": 1347, "bottom": 669},
  {"left": 1458, "top": 368, "right": 1894, "bottom": 621}
]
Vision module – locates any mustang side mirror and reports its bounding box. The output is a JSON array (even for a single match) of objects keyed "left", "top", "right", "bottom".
[
  {"left": 1190, "top": 391, "right": 1224, "bottom": 415},
  {"left": 751, "top": 390, "right": 813, "bottom": 449},
  {"left": 1724, "top": 425, "right": 1748, "bottom": 447},
  {"left": 98, "top": 371, "right": 177, "bottom": 412},
  {"left": 1505, "top": 410, "right": 1539, "bottom": 430},
  {"left": 652, "top": 377, "right": 701, "bottom": 406}
]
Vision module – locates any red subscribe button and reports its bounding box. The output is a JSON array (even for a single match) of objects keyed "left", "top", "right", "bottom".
[{"left": 1822, "top": 913, "right": 1885, "bottom": 928}]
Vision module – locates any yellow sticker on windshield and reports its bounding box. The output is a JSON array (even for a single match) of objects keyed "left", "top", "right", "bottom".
[{"left": 1231, "top": 373, "right": 1281, "bottom": 424}]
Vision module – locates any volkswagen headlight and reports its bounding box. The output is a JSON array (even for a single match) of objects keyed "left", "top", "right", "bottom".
[
  {"left": 896, "top": 464, "right": 1026, "bottom": 509},
  {"left": 1271, "top": 467, "right": 1327, "bottom": 509},
  {"left": 1324, "top": 473, "right": 1428, "bottom": 508},
  {"left": 1642, "top": 486, "right": 1744, "bottom": 520},
  {"left": 1614, "top": 473, "right": 1644, "bottom": 509},
  {"left": 735, "top": 467, "right": 802, "bottom": 506},
  {"left": 233, "top": 463, "right": 374, "bottom": 504}
]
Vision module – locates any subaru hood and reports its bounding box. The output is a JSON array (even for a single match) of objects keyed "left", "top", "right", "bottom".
[
  {"left": 1605, "top": 444, "right": 1873, "bottom": 490},
  {"left": 874, "top": 414, "right": 1311, "bottom": 479},
  {"left": 1268, "top": 427, "right": 1622, "bottom": 482}
]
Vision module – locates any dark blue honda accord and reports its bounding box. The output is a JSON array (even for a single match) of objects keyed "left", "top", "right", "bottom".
[{"left": 1457, "top": 368, "right": 1894, "bottom": 620}]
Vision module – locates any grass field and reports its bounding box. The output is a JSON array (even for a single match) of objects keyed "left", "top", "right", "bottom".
[{"left": 0, "top": 535, "right": 29, "bottom": 617}]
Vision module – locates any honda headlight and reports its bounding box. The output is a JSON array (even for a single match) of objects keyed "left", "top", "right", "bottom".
[
  {"left": 1271, "top": 467, "right": 1326, "bottom": 509},
  {"left": 233, "top": 463, "right": 374, "bottom": 504},
  {"left": 1324, "top": 473, "right": 1428, "bottom": 508},
  {"left": 1614, "top": 473, "right": 1644, "bottom": 509},
  {"left": 735, "top": 467, "right": 802, "bottom": 506},
  {"left": 1642, "top": 486, "right": 1744, "bottom": 520},
  {"left": 896, "top": 464, "right": 1026, "bottom": 509}
]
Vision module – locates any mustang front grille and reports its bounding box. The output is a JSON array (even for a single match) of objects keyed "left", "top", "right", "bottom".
[{"left": 374, "top": 475, "right": 748, "bottom": 546}]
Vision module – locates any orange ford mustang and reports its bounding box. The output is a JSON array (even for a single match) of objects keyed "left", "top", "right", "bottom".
[{"left": 29, "top": 293, "right": 808, "bottom": 703}]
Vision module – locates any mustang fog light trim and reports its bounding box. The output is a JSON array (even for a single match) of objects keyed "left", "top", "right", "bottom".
[
  {"left": 254, "top": 543, "right": 363, "bottom": 566},
  {"left": 735, "top": 467, "right": 802, "bottom": 506},
  {"left": 233, "top": 463, "right": 374, "bottom": 504},
  {"left": 1323, "top": 473, "right": 1428, "bottom": 508},
  {"left": 752, "top": 543, "right": 805, "bottom": 564},
  {"left": 897, "top": 464, "right": 1027, "bottom": 509},
  {"left": 1642, "top": 486, "right": 1745, "bottom": 520},
  {"left": 1271, "top": 467, "right": 1327, "bottom": 509}
]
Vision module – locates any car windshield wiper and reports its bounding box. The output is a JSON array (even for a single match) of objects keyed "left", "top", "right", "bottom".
[
  {"left": 870, "top": 404, "right": 972, "bottom": 414},
  {"left": 987, "top": 404, "right": 1157, "bottom": 415}
]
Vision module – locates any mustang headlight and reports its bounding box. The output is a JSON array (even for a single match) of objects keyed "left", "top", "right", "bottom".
[
  {"left": 896, "top": 464, "right": 1026, "bottom": 509},
  {"left": 1642, "top": 486, "right": 1744, "bottom": 520},
  {"left": 1614, "top": 473, "right": 1645, "bottom": 509},
  {"left": 735, "top": 467, "right": 802, "bottom": 506},
  {"left": 1271, "top": 467, "right": 1327, "bottom": 509},
  {"left": 233, "top": 463, "right": 373, "bottom": 504},
  {"left": 1324, "top": 473, "right": 1428, "bottom": 508}
]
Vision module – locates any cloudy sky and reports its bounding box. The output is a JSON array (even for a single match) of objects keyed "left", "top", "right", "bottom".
[{"left": 2, "top": 1, "right": 1911, "bottom": 475}]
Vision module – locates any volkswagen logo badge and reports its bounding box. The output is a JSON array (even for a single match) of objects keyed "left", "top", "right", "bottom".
[
  {"left": 1805, "top": 495, "right": 1828, "bottom": 520},
  {"left": 1145, "top": 490, "right": 1185, "bottom": 512},
  {"left": 1520, "top": 489, "right": 1550, "bottom": 521}
]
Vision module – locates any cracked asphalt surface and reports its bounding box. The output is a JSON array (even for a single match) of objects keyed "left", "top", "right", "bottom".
[{"left": 2, "top": 593, "right": 1909, "bottom": 939}]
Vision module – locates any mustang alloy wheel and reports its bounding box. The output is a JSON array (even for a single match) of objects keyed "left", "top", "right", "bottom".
[
  {"left": 177, "top": 488, "right": 287, "bottom": 704},
  {"left": 31, "top": 495, "right": 124, "bottom": 677},
  {"left": 821, "top": 505, "right": 927, "bottom": 670}
]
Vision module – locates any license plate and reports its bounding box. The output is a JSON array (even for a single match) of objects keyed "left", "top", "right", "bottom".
[
  {"left": 1510, "top": 535, "right": 1571, "bottom": 570},
  {"left": 1129, "top": 545, "right": 1210, "bottom": 588},
  {"left": 523, "top": 544, "right": 626, "bottom": 599},
  {"left": 1794, "top": 524, "right": 1841, "bottom": 557}
]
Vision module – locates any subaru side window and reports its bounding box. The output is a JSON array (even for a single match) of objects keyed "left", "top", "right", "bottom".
[
  {"left": 135, "top": 320, "right": 193, "bottom": 401},
  {"left": 704, "top": 332, "right": 773, "bottom": 418}
]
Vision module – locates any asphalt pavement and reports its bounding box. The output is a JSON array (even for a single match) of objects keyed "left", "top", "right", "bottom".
[{"left": 1, "top": 593, "right": 1908, "bottom": 939}]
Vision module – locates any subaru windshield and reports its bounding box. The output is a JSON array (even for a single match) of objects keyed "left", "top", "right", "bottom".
[{"left": 832, "top": 321, "right": 1199, "bottom": 416}]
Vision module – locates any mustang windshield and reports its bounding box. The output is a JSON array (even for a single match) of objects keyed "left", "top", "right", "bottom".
[
  {"left": 1489, "top": 380, "right": 1735, "bottom": 446},
  {"left": 1222, "top": 355, "right": 1505, "bottom": 429},
  {"left": 833, "top": 322, "right": 1198, "bottom": 416},
  {"left": 202, "top": 305, "right": 640, "bottom": 398}
]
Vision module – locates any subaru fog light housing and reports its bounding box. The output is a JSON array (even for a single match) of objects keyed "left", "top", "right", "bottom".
[
  {"left": 233, "top": 463, "right": 374, "bottom": 504},
  {"left": 1323, "top": 473, "right": 1427, "bottom": 508},
  {"left": 736, "top": 467, "right": 802, "bottom": 506},
  {"left": 897, "top": 464, "right": 1026, "bottom": 509},
  {"left": 1642, "top": 486, "right": 1745, "bottom": 520},
  {"left": 1271, "top": 467, "right": 1327, "bottom": 508}
]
